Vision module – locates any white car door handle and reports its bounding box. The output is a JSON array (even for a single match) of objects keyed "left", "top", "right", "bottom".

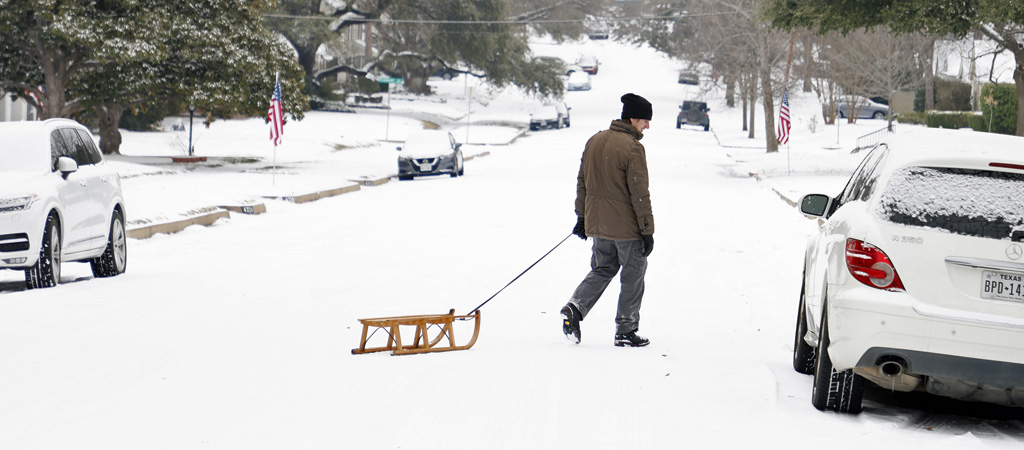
[{"left": 79, "top": 180, "right": 88, "bottom": 187}]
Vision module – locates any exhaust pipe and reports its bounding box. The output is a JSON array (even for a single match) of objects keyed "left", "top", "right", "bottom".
[{"left": 879, "top": 359, "right": 905, "bottom": 377}]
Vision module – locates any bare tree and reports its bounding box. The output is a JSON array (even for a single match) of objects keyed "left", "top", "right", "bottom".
[{"left": 829, "top": 28, "right": 927, "bottom": 130}]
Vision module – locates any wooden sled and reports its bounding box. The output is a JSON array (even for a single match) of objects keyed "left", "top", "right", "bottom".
[{"left": 351, "top": 309, "right": 481, "bottom": 356}]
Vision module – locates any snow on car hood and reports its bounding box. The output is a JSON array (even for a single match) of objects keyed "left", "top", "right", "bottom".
[
  {"left": 530, "top": 104, "right": 560, "bottom": 121},
  {"left": 398, "top": 131, "right": 455, "bottom": 158}
]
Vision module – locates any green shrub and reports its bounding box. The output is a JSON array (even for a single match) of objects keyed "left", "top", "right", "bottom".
[
  {"left": 923, "top": 112, "right": 973, "bottom": 129},
  {"left": 980, "top": 83, "right": 1017, "bottom": 135}
]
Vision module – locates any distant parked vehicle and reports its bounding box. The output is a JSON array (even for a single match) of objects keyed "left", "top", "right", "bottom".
[
  {"left": 576, "top": 54, "right": 599, "bottom": 74},
  {"left": 397, "top": 130, "right": 464, "bottom": 180},
  {"left": 567, "top": 71, "right": 592, "bottom": 91},
  {"left": 676, "top": 101, "right": 710, "bottom": 131},
  {"left": 529, "top": 101, "right": 571, "bottom": 131},
  {"left": 794, "top": 130, "right": 1024, "bottom": 413},
  {"left": 0, "top": 119, "right": 127, "bottom": 289},
  {"left": 535, "top": 56, "right": 579, "bottom": 76},
  {"left": 838, "top": 96, "right": 889, "bottom": 119},
  {"left": 587, "top": 27, "right": 610, "bottom": 40},
  {"left": 678, "top": 71, "right": 699, "bottom": 85},
  {"left": 431, "top": 67, "right": 459, "bottom": 80}
]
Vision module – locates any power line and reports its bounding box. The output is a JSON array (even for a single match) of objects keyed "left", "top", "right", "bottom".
[{"left": 263, "top": 12, "right": 734, "bottom": 25}]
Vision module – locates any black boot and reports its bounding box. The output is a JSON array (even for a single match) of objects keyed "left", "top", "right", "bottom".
[
  {"left": 561, "top": 303, "right": 581, "bottom": 344},
  {"left": 614, "top": 330, "right": 649, "bottom": 347}
]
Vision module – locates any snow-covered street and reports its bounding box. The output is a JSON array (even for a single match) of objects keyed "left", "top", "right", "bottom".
[{"left": 2, "top": 38, "right": 1023, "bottom": 449}]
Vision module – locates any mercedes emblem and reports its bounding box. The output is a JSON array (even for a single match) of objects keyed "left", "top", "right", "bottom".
[{"left": 1008, "top": 244, "right": 1023, "bottom": 261}]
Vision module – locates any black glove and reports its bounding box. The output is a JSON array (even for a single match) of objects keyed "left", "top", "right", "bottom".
[
  {"left": 572, "top": 217, "right": 586, "bottom": 240},
  {"left": 642, "top": 234, "right": 654, "bottom": 257}
]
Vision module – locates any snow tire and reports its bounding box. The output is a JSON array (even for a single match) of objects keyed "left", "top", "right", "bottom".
[
  {"left": 26, "top": 214, "right": 60, "bottom": 289},
  {"left": 91, "top": 209, "right": 127, "bottom": 278},
  {"left": 811, "top": 303, "right": 864, "bottom": 414}
]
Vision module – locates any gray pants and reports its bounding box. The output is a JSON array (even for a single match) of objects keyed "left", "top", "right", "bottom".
[{"left": 569, "top": 237, "right": 647, "bottom": 334}]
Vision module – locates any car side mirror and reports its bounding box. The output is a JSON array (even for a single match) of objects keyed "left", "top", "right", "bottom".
[
  {"left": 454, "top": 143, "right": 462, "bottom": 151},
  {"left": 57, "top": 156, "right": 78, "bottom": 178},
  {"left": 705, "top": 108, "right": 711, "bottom": 112},
  {"left": 798, "top": 194, "right": 831, "bottom": 217},
  {"left": 396, "top": 146, "right": 402, "bottom": 151}
]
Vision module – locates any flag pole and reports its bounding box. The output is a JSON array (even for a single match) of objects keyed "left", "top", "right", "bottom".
[{"left": 273, "top": 71, "right": 279, "bottom": 186}]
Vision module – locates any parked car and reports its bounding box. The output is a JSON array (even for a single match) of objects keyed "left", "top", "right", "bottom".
[
  {"left": 838, "top": 96, "right": 889, "bottom": 119},
  {"left": 676, "top": 101, "right": 710, "bottom": 131},
  {"left": 431, "top": 67, "right": 459, "bottom": 80},
  {"left": 678, "top": 71, "right": 699, "bottom": 85},
  {"left": 793, "top": 129, "right": 1024, "bottom": 414},
  {"left": 0, "top": 119, "right": 127, "bottom": 289},
  {"left": 567, "top": 71, "right": 592, "bottom": 91},
  {"left": 587, "top": 27, "right": 610, "bottom": 40},
  {"left": 576, "top": 54, "right": 599, "bottom": 75},
  {"left": 396, "top": 130, "right": 464, "bottom": 180},
  {"left": 529, "top": 101, "right": 571, "bottom": 131},
  {"left": 535, "top": 56, "right": 580, "bottom": 76}
]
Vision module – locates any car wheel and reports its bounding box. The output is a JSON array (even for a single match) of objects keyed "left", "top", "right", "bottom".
[
  {"left": 457, "top": 152, "right": 465, "bottom": 176},
  {"left": 26, "top": 214, "right": 60, "bottom": 289},
  {"left": 872, "top": 111, "right": 885, "bottom": 119},
  {"left": 556, "top": 116, "right": 563, "bottom": 129},
  {"left": 442, "top": 72, "right": 454, "bottom": 80},
  {"left": 676, "top": 121, "right": 681, "bottom": 129},
  {"left": 793, "top": 280, "right": 816, "bottom": 374},
  {"left": 811, "top": 302, "right": 864, "bottom": 413},
  {"left": 565, "top": 118, "right": 571, "bottom": 128},
  {"left": 703, "top": 124, "right": 710, "bottom": 131},
  {"left": 91, "top": 209, "right": 127, "bottom": 278},
  {"left": 529, "top": 125, "right": 538, "bottom": 131},
  {"left": 838, "top": 111, "right": 846, "bottom": 119}
]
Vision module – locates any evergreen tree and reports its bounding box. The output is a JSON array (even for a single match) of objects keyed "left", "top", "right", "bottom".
[{"left": 0, "top": 0, "right": 306, "bottom": 154}]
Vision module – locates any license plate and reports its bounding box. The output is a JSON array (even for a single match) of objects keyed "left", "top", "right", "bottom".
[
  {"left": 419, "top": 164, "right": 433, "bottom": 171},
  {"left": 981, "top": 270, "right": 1024, "bottom": 302}
]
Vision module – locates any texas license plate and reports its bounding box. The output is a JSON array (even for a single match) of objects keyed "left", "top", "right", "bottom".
[
  {"left": 981, "top": 270, "right": 1024, "bottom": 302},
  {"left": 419, "top": 164, "right": 433, "bottom": 171}
]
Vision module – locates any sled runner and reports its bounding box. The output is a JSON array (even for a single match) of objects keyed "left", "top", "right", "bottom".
[{"left": 351, "top": 309, "right": 481, "bottom": 356}]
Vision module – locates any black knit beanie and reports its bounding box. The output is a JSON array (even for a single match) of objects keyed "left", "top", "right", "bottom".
[{"left": 620, "top": 93, "right": 652, "bottom": 121}]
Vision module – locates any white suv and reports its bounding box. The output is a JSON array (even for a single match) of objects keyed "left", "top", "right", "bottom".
[
  {"left": 0, "top": 119, "right": 127, "bottom": 289},
  {"left": 795, "top": 128, "right": 1024, "bottom": 413}
]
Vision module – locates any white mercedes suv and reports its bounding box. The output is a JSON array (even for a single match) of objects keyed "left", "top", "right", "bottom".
[
  {"left": 794, "top": 128, "right": 1024, "bottom": 413},
  {"left": 0, "top": 119, "right": 126, "bottom": 289}
]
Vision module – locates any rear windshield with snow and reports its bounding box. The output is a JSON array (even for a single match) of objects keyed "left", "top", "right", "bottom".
[{"left": 877, "top": 167, "right": 1024, "bottom": 241}]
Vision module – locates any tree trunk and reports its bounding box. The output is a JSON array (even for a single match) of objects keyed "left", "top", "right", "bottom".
[
  {"left": 726, "top": 76, "right": 735, "bottom": 107},
  {"left": 802, "top": 34, "right": 814, "bottom": 92},
  {"left": 741, "top": 91, "right": 748, "bottom": 131},
  {"left": 759, "top": 34, "right": 778, "bottom": 153},
  {"left": 96, "top": 104, "right": 125, "bottom": 155},
  {"left": 1015, "top": 59, "right": 1024, "bottom": 137},
  {"left": 923, "top": 37, "right": 935, "bottom": 111},
  {"left": 748, "top": 87, "right": 756, "bottom": 139}
]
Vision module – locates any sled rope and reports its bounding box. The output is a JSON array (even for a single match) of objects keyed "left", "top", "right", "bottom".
[{"left": 464, "top": 233, "right": 573, "bottom": 317}]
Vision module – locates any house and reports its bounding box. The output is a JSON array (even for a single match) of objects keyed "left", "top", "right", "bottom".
[{"left": 1, "top": 93, "right": 39, "bottom": 122}]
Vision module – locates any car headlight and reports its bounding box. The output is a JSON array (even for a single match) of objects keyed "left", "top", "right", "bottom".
[{"left": 0, "top": 195, "right": 37, "bottom": 213}]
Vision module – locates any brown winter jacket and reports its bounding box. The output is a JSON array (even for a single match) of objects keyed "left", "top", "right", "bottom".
[{"left": 575, "top": 119, "right": 655, "bottom": 241}]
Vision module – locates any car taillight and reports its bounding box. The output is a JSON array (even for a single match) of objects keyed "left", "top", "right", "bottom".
[{"left": 845, "top": 238, "right": 905, "bottom": 291}]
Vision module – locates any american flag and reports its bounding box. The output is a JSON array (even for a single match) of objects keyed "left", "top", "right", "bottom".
[
  {"left": 777, "top": 88, "right": 791, "bottom": 145},
  {"left": 268, "top": 74, "right": 283, "bottom": 146}
]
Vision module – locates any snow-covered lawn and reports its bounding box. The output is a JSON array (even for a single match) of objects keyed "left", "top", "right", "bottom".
[{"left": 2, "top": 36, "right": 1022, "bottom": 449}]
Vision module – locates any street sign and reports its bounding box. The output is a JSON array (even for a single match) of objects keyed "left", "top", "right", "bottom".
[{"left": 379, "top": 77, "right": 403, "bottom": 84}]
